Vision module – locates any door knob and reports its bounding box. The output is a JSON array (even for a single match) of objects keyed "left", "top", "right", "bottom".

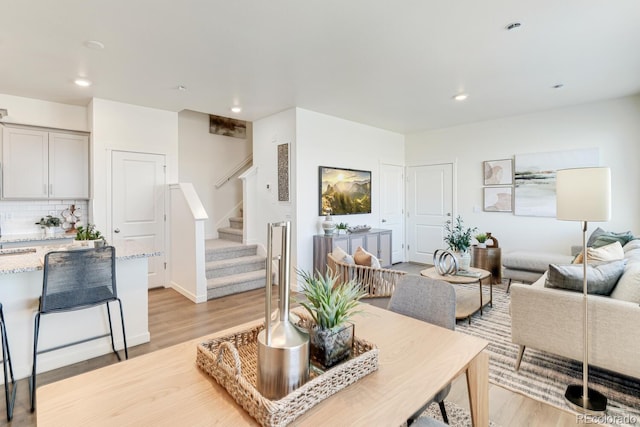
[
  {"left": 446, "top": 213, "right": 452, "bottom": 216},
  {"left": 381, "top": 219, "right": 387, "bottom": 223},
  {"left": 114, "top": 228, "right": 120, "bottom": 233}
]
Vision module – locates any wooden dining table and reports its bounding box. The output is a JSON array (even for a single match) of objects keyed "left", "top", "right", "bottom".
[{"left": 37, "top": 303, "right": 489, "bottom": 426}]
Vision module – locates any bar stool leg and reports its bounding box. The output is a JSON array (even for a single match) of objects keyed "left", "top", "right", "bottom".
[{"left": 0, "top": 304, "right": 16, "bottom": 421}]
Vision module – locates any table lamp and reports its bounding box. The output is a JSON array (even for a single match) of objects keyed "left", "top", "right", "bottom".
[{"left": 556, "top": 167, "right": 611, "bottom": 414}]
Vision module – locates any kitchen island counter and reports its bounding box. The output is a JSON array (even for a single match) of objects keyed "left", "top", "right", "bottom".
[{"left": 0, "top": 242, "right": 157, "bottom": 381}]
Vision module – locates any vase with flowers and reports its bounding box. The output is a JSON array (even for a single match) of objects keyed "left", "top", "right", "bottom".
[{"left": 443, "top": 216, "right": 477, "bottom": 271}]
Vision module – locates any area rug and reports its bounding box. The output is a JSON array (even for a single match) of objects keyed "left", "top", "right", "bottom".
[
  {"left": 454, "top": 283, "right": 640, "bottom": 426},
  {"left": 417, "top": 401, "right": 499, "bottom": 427}
]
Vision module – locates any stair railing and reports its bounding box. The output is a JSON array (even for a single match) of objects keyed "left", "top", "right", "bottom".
[
  {"left": 169, "top": 183, "right": 209, "bottom": 303},
  {"left": 214, "top": 154, "right": 253, "bottom": 189}
]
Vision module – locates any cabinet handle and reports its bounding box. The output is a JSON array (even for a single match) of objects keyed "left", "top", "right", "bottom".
[{"left": 49, "top": 183, "right": 53, "bottom": 195}]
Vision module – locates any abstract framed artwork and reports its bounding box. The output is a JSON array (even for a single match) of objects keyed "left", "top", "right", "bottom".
[
  {"left": 483, "top": 187, "right": 513, "bottom": 212},
  {"left": 483, "top": 159, "right": 513, "bottom": 185},
  {"left": 514, "top": 148, "right": 598, "bottom": 217},
  {"left": 319, "top": 166, "right": 371, "bottom": 215}
]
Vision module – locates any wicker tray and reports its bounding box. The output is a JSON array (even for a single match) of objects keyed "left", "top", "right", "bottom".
[{"left": 196, "top": 323, "right": 378, "bottom": 427}]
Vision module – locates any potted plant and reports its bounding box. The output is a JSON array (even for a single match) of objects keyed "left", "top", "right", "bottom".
[
  {"left": 35, "top": 215, "right": 62, "bottom": 235},
  {"left": 75, "top": 224, "right": 106, "bottom": 247},
  {"left": 475, "top": 233, "right": 488, "bottom": 248},
  {"left": 443, "top": 216, "right": 477, "bottom": 271},
  {"left": 297, "top": 270, "right": 366, "bottom": 368},
  {"left": 335, "top": 222, "right": 349, "bottom": 234}
]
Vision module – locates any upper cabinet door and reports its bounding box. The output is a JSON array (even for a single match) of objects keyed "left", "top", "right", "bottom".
[
  {"left": 49, "top": 132, "right": 89, "bottom": 199},
  {"left": 2, "top": 127, "right": 49, "bottom": 199}
]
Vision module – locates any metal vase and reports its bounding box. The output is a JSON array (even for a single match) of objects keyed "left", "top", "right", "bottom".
[{"left": 257, "top": 221, "right": 310, "bottom": 400}]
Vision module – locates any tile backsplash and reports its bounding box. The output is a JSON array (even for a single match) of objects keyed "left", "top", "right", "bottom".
[{"left": 0, "top": 200, "right": 88, "bottom": 235}]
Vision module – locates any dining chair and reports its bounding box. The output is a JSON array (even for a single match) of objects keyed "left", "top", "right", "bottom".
[
  {"left": 0, "top": 303, "right": 16, "bottom": 421},
  {"left": 387, "top": 274, "right": 456, "bottom": 425},
  {"left": 30, "top": 246, "right": 128, "bottom": 412}
]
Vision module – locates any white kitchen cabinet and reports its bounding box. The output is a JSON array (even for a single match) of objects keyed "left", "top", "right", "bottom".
[{"left": 1, "top": 125, "right": 89, "bottom": 199}]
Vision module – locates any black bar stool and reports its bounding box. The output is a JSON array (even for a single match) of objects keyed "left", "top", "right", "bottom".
[{"left": 0, "top": 303, "right": 17, "bottom": 421}]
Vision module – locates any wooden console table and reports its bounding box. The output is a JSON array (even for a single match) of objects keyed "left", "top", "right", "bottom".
[{"left": 37, "top": 304, "right": 489, "bottom": 427}]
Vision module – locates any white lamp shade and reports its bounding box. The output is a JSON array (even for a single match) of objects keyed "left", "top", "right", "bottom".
[{"left": 556, "top": 167, "right": 611, "bottom": 222}]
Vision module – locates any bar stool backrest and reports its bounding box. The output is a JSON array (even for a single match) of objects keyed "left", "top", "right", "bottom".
[{"left": 41, "top": 246, "right": 117, "bottom": 314}]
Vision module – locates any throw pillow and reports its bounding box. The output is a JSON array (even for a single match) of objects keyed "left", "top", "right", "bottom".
[
  {"left": 353, "top": 246, "right": 373, "bottom": 266},
  {"left": 544, "top": 259, "right": 627, "bottom": 295},
  {"left": 609, "top": 263, "right": 640, "bottom": 304},
  {"left": 573, "top": 241, "right": 624, "bottom": 264},
  {"left": 586, "top": 227, "right": 635, "bottom": 248},
  {"left": 354, "top": 246, "right": 380, "bottom": 268},
  {"left": 343, "top": 254, "right": 356, "bottom": 265},
  {"left": 331, "top": 246, "right": 349, "bottom": 262}
]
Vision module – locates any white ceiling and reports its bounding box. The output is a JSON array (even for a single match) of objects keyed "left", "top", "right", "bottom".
[{"left": 1, "top": 1, "right": 639, "bottom": 134}]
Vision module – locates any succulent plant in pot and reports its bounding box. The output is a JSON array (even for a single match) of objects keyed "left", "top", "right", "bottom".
[
  {"left": 475, "top": 233, "right": 488, "bottom": 248},
  {"left": 335, "top": 222, "right": 349, "bottom": 234},
  {"left": 75, "top": 224, "right": 106, "bottom": 247},
  {"left": 36, "top": 215, "right": 62, "bottom": 235},
  {"left": 297, "top": 270, "right": 366, "bottom": 368}
]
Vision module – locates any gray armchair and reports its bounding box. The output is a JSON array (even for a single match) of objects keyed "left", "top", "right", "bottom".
[{"left": 387, "top": 274, "right": 456, "bottom": 424}]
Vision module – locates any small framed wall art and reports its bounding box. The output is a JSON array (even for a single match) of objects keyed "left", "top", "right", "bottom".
[
  {"left": 483, "top": 186, "right": 513, "bottom": 212},
  {"left": 483, "top": 159, "right": 513, "bottom": 185}
]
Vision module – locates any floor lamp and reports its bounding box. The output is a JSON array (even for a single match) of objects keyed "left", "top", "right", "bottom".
[{"left": 556, "top": 167, "right": 611, "bottom": 414}]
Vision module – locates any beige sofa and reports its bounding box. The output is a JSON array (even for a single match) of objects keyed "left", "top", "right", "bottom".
[{"left": 510, "top": 239, "right": 640, "bottom": 380}]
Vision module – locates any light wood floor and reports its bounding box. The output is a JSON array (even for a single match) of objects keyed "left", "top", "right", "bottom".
[{"left": 2, "top": 283, "right": 579, "bottom": 426}]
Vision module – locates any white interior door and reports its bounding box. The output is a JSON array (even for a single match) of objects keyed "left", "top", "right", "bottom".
[
  {"left": 380, "top": 163, "right": 405, "bottom": 264},
  {"left": 406, "top": 163, "right": 453, "bottom": 264},
  {"left": 112, "top": 151, "right": 166, "bottom": 288}
]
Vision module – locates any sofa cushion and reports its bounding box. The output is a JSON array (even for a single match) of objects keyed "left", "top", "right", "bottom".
[
  {"left": 624, "top": 239, "right": 640, "bottom": 253},
  {"left": 610, "top": 263, "right": 640, "bottom": 303},
  {"left": 503, "top": 251, "right": 574, "bottom": 272},
  {"left": 573, "top": 241, "right": 625, "bottom": 264},
  {"left": 587, "top": 227, "right": 635, "bottom": 248},
  {"left": 545, "top": 259, "right": 627, "bottom": 295}
]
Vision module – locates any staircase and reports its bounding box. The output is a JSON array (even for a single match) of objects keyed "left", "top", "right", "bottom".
[{"left": 206, "top": 216, "right": 268, "bottom": 299}]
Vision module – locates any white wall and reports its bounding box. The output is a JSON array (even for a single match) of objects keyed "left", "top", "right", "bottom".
[
  {"left": 177, "top": 110, "right": 252, "bottom": 238},
  {"left": 252, "top": 107, "right": 405, "bottom": 279},
  {"left": 89, "top": 98, "right": 178, "bottom": 236},
  {"left": 406, "top": 95, "right": 640, "bottom": 254},
  {"left": 0, "top": 93, "right": 88, "bottom": 131}
]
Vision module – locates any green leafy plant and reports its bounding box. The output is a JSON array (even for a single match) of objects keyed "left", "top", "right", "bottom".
[
  {"left": 75, "top": 224, "right": 103, "bottom": 241},
  {"left": 296, "top": 270, "right": 366, "bottom": 330},
  {"left": 444, "top": 215, "right": 477, "bottom": 253},
  {"left": 475, "top": 233, "right": 488, "bottom": 244},
  {"left": 336, "top": 222, "right": 348, "bottom": 230},
  {"left": 35, "top": 215, "right": 62, "bottom": 228}
]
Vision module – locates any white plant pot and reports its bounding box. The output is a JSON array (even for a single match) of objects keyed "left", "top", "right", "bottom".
[{"left": 455, "top": 251, "right": 471, "bottom": 271}]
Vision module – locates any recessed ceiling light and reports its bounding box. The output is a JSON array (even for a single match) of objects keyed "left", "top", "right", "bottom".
[
  {"left": 230, "top": 106, "right": 242, "bottom": 113},
  {"left": 552, "top": 84, "right": 564, "bottom": 89},
  {"left": 84, "top": 40, "right": 105, "bottom": 50},
  {"left": 74, "top": 78, "right": 92, "bottom": 87},
  {"left": 506, "top": 22, "right": 522, "bottom": 31},
  {"left": 453, "top": 93, "right": 468, "bottom": 101}
]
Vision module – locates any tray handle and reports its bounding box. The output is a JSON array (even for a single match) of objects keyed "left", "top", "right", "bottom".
[{"left": 215, "top": 341, "right": 242, "bottom": 378}]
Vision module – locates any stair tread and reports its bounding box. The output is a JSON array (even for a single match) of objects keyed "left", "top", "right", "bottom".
[
  {"left": 207, "top": 269, "right": 267, "bottom": 288},
  {"left": 205, "top": 241, "right": 256, "bottom": 253},
  {"left": 229, "top": 217, "right": 243, "bottom": 222},
  {"left": 217, "top": 227, "right": 243, "bottom": 235},
  {"left": 206, "top": 255, "right": 265, "bottom": 269}
]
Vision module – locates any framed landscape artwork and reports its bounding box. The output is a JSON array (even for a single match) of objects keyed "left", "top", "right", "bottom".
[
  {"left": 319, "top": 166, "right": 371, "bottom": 215},
  {"left": 483, "top": 159, "right": 513, "bottom": 185},
  {"left": 483, "top": 187, "right": 513, "bottom": 212}
]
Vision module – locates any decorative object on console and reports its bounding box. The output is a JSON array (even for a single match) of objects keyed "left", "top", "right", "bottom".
[
  {"left": 347, "top": 225, "right": 371, "bottom": 233},
  {"left": 556, "top": 166, "right": 611, "bottom": 414},
  {"left": 297, "top": 269, "right": 366, "bottom": 369},
  {"left": 335, "top": 222, "right": 348, "bottom": 234},
  {"left": 321, "top": 212, "right": 336, "bottom": 236},
  {"left": 319, "top": 166, "right": 371, "bottom": 215},
  {"left": 514, "top": 148, "right": 598, "bottom": 217},
  {"left": 485, "top": 232, "right": 499, "bottom": 248},
  {"left": 483, "top": 159, "right": 513, "bottom": 185}
]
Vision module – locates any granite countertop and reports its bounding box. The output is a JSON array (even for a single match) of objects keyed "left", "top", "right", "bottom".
[
  {"left": 0, "top": 232, "right": 76, "bottom": 244},
  {"left": 0, "top": 241, "right": 161, "bottom": 275}
]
